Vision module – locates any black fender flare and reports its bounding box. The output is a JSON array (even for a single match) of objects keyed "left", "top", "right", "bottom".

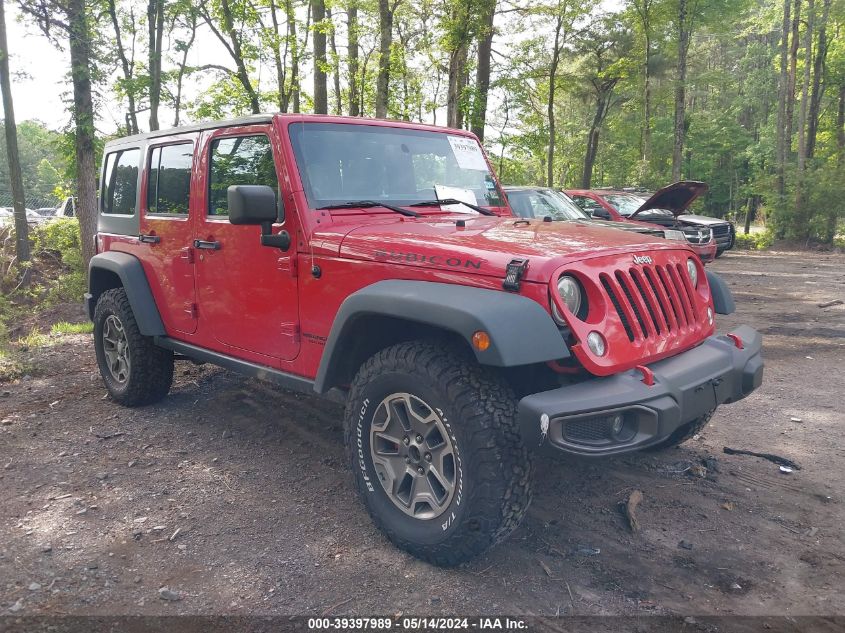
[
  {"left": 706, "top": 270, "right": 736, "bottom": 315},
  {"left": 314, "top": 280, "right": 569, "bottom": 393},
  {"left": 87, "top": 252, "right": 166, "bottom": 336}
]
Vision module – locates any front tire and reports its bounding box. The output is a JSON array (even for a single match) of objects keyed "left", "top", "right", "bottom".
[
  {"left": 93, "top": 288, "right": 174, "bottom": 407},
  {"left": 344, "top": 341, "right": 533, "bottom": 566}
]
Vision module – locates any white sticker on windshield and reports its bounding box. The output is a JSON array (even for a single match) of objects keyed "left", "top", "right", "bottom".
[
  {"left": 448, "top": 135, "right": 488, "bottom": 171},
  {"left": 434, "top": 185, "right": 478, "bottom": 214}
]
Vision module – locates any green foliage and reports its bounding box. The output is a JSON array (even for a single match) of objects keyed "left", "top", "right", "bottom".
[
  {"left": 0, "top": 120, "right": 68, "bottom": 206},
  {"left": 735, "top": 230, "right": 775, "bottom": 250},
  {"left": 31, "top": 219, "right": 87, "bottom": 304},
  {"left": 50, "top": 321, "right": 93, "bottom": 335}
]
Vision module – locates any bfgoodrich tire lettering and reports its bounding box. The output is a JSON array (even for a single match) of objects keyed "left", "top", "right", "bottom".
[
  {"left": 344, "top": 340, "right": 533, "bottom": 566},
  {"left": 93, "top": 288, "right": 174, "bottom": 407}
]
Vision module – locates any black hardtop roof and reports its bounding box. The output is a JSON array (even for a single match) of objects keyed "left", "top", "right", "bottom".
[{"left": 104, "top": 114, "right": 275, "bottom": 148}]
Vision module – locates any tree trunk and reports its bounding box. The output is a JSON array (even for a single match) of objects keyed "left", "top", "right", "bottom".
[
  {"left": 633, "top": 0, "right": 653, "bottom": 164},
  {"left": 582, "top": 126, "right": 601, "bottom": 189},
  {"left": 470, "top": 0, "right": 495, "bottom": 141},
  {"left": 807, "top": 0, "right": 831, "bottom": 158},
  {"left": 269, "top": 0, "right": 286, "bottom": 112},
  {"left": 642, "top": 30, "right": 651, "bottom": 164},
  {"left": 796, "top": 0, "right": 814, "bottom": 168},
  {"left": 546, "top": 14, "right": 562, "bottom": 187},
  {"left": 147, "top": 0, "right": 164, "bottom": 130},
  {"left": 838, "top": 82, "right": 845, "bottom": 165},
  {"left": 446, "top": 43, "right": 468, "bottom": 128},
  {"left": 785, "top": 0, "right": 801, "bottom": 155},
  {"left": 743, "top": 196, "right": 757, "bottom": 234},
  {"left": 106, "top": 0, "right": 138, "bottom": 134},
  {"left": 205, "top": 0, "right": 262, "bottom": 113},
  {"left": 173, "top": 8, "right": 197, "bottom": 126},
  {"left": 67, "top": 0, "right": 98, "bottom": 269},
  {"left": 794, "top": 0, "right": 814, "bottom": 238},
  {"left": 776, "top": 0, "right": 791, "bottom": 198},
  {"left": 325, "top": 7, "right": 342, "bottom": 114},
  {"left": 312, "top": 0, "right": 327, "bottom": 114},
  {"left": 582, "top": 82, "right": 616, "bottom": 189},
  {"left": 671, "top": 0, "right": 689, "bottom": 182},
  {"left": 0, "top": 0, "right": 31, "bottom": 284},
  {"left": 375, "top": 0, "right": 395, "bottom": 118},
  {"left": 347, "top": 2, "right": 359, "bottom": 116},
  {"left": 288, "top": 0, "right": 306, "bottom": 113}
]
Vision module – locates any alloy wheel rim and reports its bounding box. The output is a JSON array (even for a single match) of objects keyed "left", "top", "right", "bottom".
[
  {"left": 369, "top": 392, "right": 457, "bottom": 520},
  {"left": 102, "top": 314, "right": 130, "bottom": 384}
]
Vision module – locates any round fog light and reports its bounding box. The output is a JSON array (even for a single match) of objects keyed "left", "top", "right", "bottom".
[
  {"left": 586, "top": 331, "right": 606, "bottom": 356},
  {"left": 707, "top": 307, "right": 713, "bottom": 325},
  {"left": 611, "top": 414, "right": 624, "bottom": 436}
]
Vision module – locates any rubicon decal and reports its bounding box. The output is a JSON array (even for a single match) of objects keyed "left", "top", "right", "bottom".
[{"left": 374, "top": 250, "right": 483, "bottom": 269}]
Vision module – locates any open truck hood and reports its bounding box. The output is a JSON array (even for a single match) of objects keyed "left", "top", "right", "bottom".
[{"left": 630, "top": 181, "right": 708, "bottom": 218}]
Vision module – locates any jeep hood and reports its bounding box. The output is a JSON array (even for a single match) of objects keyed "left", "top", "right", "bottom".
[
  {"left": 334, "top": 216, "right": 684, "bottom": 283},
  {"left": 630, "top": 181, "right": 708, "bottom": 218}
]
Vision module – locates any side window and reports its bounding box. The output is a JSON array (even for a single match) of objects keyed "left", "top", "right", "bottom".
[
  {"left": 208, "top": 134, "right": 279, "bottom": 217},
  {"left": 102, "top": 148, "right": 140, "bottom": 215},
  {"left": 574, "top": 196, "right": 604, "bottom": 215},
  {"left": 147, "top": 143, "right": 193, "bottom": 215}
]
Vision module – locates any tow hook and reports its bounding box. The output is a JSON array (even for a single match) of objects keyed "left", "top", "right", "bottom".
[{"left": 635, "top": 365, "right": 655, "bottom": 386}]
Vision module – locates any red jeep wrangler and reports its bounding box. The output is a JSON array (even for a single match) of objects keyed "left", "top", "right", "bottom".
[{"left": 86, "top": 114, "right": 763, "bottom": 566}]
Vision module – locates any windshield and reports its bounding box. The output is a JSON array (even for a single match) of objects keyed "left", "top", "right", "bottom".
[
  {"left": 288, "top": 123, "right": 504, "bottom": 209},
  {"left": 506, "top": 189, "right": 588, "bottom": 221},
  {"left": 603, "top": 194, "right": 646, "bottom": 216}
]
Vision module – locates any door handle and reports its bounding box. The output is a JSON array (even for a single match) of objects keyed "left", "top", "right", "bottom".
[
  {"left": 193, "top": 239, "right": 221, "bottom": 250},
  {"left": 139, "top": 233, "right": 161, "bottom": 244}
]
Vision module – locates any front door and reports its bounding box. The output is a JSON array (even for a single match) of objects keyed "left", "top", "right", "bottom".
[
  {"left": 139, "top": 138, "right": 198, "bottom": 334},
  {"left": 194, "top": 125, "right": 300, "bottom": 363}
]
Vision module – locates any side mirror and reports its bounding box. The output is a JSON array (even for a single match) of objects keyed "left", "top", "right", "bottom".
[
  {"left": 227, "top": 185, "right": 290, "bottom": 251},
  {"left": 228, "top": 185, "right": 277, "bottom": 225}
]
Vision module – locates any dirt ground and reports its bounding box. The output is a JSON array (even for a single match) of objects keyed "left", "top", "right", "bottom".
[{"left": 1, "top": 250, "right": 843, "bottom": 618}]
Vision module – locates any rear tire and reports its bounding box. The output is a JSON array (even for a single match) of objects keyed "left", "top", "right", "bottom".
[
  {"left": 344, "top": 340, "right": 533, "bottom": 566},
  {"left": 93, "top": 288, "right": 174, "bottom": 407},
  {"left": 646, "top": 410, "right": 714, "bottom": 451}
]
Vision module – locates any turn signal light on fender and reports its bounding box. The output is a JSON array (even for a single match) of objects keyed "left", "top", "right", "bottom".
[
  {"left": 472, "top": 331, "right": 491, "bottom": 352},
  {"left": 727, "top": 333, "right": 744, "bottom": 349}
]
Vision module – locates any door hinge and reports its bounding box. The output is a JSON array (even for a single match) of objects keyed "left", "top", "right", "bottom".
[
  {"left": 185, "top": 303, "right": 198, "bottom": 319},
  {"left": 180, "top": 247, "right": 195, "bottom": 264}
]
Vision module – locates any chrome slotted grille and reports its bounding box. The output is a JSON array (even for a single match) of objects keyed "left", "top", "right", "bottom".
[{"left": 602, "top": 263, "right": 700, "bottom": 343}]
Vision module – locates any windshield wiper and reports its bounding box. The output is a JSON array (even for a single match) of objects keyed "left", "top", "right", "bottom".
[
  {"left": 408, "top": 198, "right": 496, "bottom": 216},
  {"left": 316, "top": 200, "right": 421, "bottom": 217}
]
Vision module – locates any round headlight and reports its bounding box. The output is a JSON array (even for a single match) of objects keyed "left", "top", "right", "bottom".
[
  {"left": 557, "top": 275, "right": 582, "bottom": 316},
  {"left": 586, "top": 331, "right": 606, "bottom": 356},
  {"left": 686, "top": 258, "right": 698, "bottom": 287}
]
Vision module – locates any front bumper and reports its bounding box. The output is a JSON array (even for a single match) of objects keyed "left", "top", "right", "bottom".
[
  {"left": 690, "top": 241, "right": 717, "bottom": 263},
  {"left": 518, "top": 325, "right": 763, "bottom": 456}
]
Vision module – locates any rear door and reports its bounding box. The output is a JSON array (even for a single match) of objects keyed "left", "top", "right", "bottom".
[
  {"left": 139, "top": 137, "right": 198, "bottom": 334},
  {"left": 193, "top": 124, "right": 300, "bottom": 363}
]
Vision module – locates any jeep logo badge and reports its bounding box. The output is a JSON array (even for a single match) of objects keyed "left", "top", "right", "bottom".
[{"left": 633, "top": 255, "right": 653, "bottom": 265}]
